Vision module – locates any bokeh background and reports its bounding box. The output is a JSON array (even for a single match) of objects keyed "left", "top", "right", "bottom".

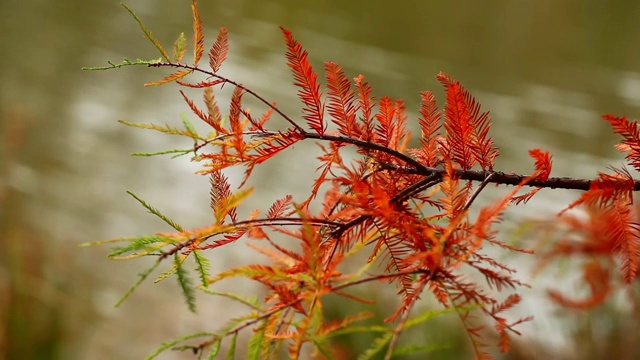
[{"left": 2, "top": 1, "right": 640, "bottom": 359}]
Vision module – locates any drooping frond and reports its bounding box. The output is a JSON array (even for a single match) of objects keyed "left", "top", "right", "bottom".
[
  {"left": 538, "top": 198, "right": 640, "bottom": 309},
  {"left": 191, "top": 0, "right": 205, "bottom": 66},
  {"left": 605, "top": 201, "right": 640, "bottom": 283},
  {"left": 193, "top": 249, "right": 211, "bottom": 287},
  {"left": 547, "top": 260, "right": 612, "bottom": 309},
  {"left": 174, "top": 253, "right": 198, "bottom": 313},
  {"left": 209, "top": 27, "right": 229, "bottom": 73},
  {"left": 325, "top": 61, "right": 358, "bottom": 137},
  {"left": 280, "top": 27, "right": 325, "bottom": 135},
  {"left": 247, "top": 320, "right": 269, "bottom": 360}
]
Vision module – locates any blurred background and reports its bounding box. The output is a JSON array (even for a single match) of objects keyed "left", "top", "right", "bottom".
[{"left": 1, "top": 0, "right": 640, "bottom": 359}]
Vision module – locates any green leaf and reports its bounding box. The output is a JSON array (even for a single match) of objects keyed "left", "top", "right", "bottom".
[
  {"left": 108, "top": 235, "right": 175, "bottom": 258},
  {"left": 205, "top": 341, "right": 221, "bottom": 360},
  {"left": 246, "top": 320, "right": 267, "bottom": 360},
  {"left": 130, "top": 148, "right": 193, "bottom": 158},
  {"left": 173, "top": 32, "right": 187, "bottom": 62},
  {"left": 403, "top": 307, "right": 456, "bottom": 329},
  {"left": 357, "top": 332, "right": 392, "bottom": 360},
  {"left": 82, "top": 58, "right": 161, "bottom": 71},
  {"left": 144, "top": 332, "right": 214, "bottom": 360},
  {"left": 175, "top": 254, "right": 198, "bottom": 313},
  {"left": 115, "top": 261, "right": 160, "bottom": 307},
  {"left": 79, "top": 237, "right": 129, "bottom": 247},
  {"left": 193, "top": 250, "right": 211, "bottom": 287},
  {"left": 120, "top": 3, "right": 171, "bottom": 62},
  {"left": 225, "top": 332, "right": 238, "bottom": 360},
  {"left": 180, "top": 112, "right": 199, "bottom": 140},
  {"left": 126, "top": 190, "right": 183, "bottom": 231},
  {"left": 169, "top": 345, "right": 199, "bottom": 353},
  {"left": 324, "top": 325, "right": 389, "bottom": 338},
  {"left": 391, "top": 343, "right": 450, "bottom": 357},
  {"left": 118, "top": 120, "right": 205, "bottom": 140},
  {"left": 312, "top": 340, "right": 336, "bottom": 360},
  {"left": 154, "top": 263, "right": 178, "bottom": 283}
]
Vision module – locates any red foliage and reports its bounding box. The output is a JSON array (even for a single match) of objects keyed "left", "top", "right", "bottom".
[{"left": 104, "top": 3, "right": 640, "bottom": 358}]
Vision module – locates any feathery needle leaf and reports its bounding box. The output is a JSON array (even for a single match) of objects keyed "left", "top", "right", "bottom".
[
  {"left": 120, "top": 3, "right": 171, "bottom": 62},
  {"left": 115, "top": 261, "right": 160, "bottom": 308},
  {"left": 126, "top": 190, "right": 183, "bottom": 231}
]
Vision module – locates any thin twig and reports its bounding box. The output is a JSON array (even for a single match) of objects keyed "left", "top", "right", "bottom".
[{"left": 463, "top": 172, "right": 496, "bottom": 211}]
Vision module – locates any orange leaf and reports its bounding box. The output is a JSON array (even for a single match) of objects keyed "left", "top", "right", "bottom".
[
  {"left": 209, "top": 27, "right": 229, "bottom": 73},
  {"left": 280, "top": 26, "right": 325, "bottom": 135}
]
